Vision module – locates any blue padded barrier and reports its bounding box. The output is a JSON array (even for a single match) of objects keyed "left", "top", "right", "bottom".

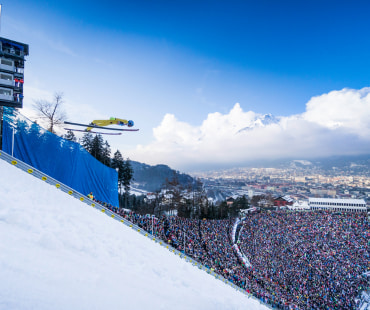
[{"left": 1, "top": 107, "right": 118, "bottom": 206}]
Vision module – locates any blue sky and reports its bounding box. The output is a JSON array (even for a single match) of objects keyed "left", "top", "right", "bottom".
[{"left": 2, "top": 1, "right": 370, "bottom": 171}]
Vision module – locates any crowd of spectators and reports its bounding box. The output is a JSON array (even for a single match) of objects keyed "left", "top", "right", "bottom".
[
  {"left": 117, "top": 209, "right": 249, "bottom": 288},
  {"left": 88, "top": 194, "right": 369, "bottom": 309},
  {"left": 238, "top": 210, "right": 370, "bottom": 309}
]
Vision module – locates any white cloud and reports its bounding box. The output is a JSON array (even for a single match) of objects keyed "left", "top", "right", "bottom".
[
  {"left": 302, "top": 87, "right": 370, "bottom": 137},
  {"left": 130, "top": 87, "right": 370, "bottom": 170}
]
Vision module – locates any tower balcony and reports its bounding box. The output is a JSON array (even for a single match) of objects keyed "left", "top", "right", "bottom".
[{"left": 0, "top": 97, "right": 22, "bottom": 108}]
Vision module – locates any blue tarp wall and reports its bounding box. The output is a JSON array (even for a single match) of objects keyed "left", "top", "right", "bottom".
[{"left": 2, "top": 107, "right": 119, "bottom": 206}]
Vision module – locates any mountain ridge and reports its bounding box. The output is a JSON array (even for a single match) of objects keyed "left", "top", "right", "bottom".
[{"left": 131, "top": 160, "right": 195, "bottom": 192}]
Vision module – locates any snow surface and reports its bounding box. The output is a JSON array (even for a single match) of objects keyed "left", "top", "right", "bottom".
[{"left": 0, "top": 159, "right": 267, "bottom": 310}]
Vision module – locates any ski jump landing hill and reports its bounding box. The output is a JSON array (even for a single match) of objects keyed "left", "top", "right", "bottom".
[{"left": 0, "top": 109, "right": 270, "bottom": 309}]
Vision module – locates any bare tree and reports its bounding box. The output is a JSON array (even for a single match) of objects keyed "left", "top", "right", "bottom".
[{"left": 34, "top": 92, "right": 67, "bottom": 133}]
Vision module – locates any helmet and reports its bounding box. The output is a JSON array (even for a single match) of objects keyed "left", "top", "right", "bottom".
[{"left": 128, "top": 120, "right": 134, "bottom": 127}]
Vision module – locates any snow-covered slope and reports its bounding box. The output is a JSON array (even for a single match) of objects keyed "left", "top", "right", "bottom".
[{"left": 0, "top": 159, "right": 267, "bottom": 310}]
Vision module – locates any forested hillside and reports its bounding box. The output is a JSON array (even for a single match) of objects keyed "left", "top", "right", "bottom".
[{"left": 131, "top": 161, "right": 194, "bottom": 192}]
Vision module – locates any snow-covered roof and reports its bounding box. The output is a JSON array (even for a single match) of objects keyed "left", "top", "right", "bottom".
[
  {"left": 309, "top": 197, "right": 366, "bottom": 204},
  {"left": 282, "top": 195, "right": 294, "bottom": 203}
]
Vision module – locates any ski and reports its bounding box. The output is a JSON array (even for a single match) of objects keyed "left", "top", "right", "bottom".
[
  {"left": 64, "top": 128, "right": 122, "bottom": 135},
  {"left": 64, "top": 121, "right": 139, "bottom": 131}
]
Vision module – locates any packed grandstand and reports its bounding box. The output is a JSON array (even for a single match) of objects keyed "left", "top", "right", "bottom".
[{"left": 93, "top": 197, "right": 370, "bottom": 310}]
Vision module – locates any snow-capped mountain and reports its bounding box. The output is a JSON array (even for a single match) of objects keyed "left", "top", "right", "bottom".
[{"left": 237, "top": 113, "right": 280, "bottom": 133}]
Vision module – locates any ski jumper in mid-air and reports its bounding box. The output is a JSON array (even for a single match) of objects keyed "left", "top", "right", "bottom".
[
  {"left": 86, "top": 117, "right": 134, "bottom": 132},
  {"left": 63, "top": 117, "right": 138, "bottom": 135}
]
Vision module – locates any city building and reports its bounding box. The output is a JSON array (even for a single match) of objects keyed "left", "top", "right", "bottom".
[
  {"left": 309, "top": 198, "right": 367, "bottom": 213},
  {"left": 289, "top": 200, "right": 310, "bottom": 211},
  {"left": 226, "top": 196, "right": 235, "bottom": 206},
  {"left": 273, "top": 195, "right": 294, "bottom": 207}
]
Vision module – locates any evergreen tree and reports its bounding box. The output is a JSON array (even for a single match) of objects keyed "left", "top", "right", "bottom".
[
  {"left": 208, "top": 202, "right": 216, "bottom": 219},
  {"left": 131, "top": 195, "right": 137, "bottom": 210},
  {"left": 122, "top": 158, "right": 134, "bottom": 208},
  {"left": 112, "top": 150, "right": 130, "bottom": 208},
  {"left": 112, "top": 150, "right": 124, "bottom": 170},
  {"left": 164, "top": 173, "right": 182, "bottom": 213},
  {"left": 81, "top": 133, "right": 113, "bottom": 167},
  {"left": 188, "top": 178, "right": 205, "bottom": 219},
  {"left": 90, "top": 134, "right": 104, "bottom": 161},
  {"left": 234, "top": 195, "right": 249, "bottom": 209},
  {"left": 101, "top": 140, "right": 111, "bottom": 167},
  {"left": 218, "top": 201, "right": 229, "bottom": 219},
  {"left": 63, "top": 129, "right": 77, "bottom": 142},
  {"left": 112, "top": 150, "right": 125, "bottom": 193},
  {"left": 80, "top": 132, "right": 94, "bottom": 153}
]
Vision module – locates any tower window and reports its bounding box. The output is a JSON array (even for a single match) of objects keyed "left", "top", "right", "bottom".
[
  {"left": 1, "top": 58, "right": 13, "bottom": 66},
  {"left": 0, "top": 73, "right": 12, "bottom": 81},
  {"left": 0, "top": 87, "right": 12, "bottom": 95}
]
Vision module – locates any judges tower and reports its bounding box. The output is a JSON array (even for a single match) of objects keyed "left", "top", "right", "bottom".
[
  {"left": 0, "top": 36, "right": 29, "bottom": 149},
  {"left": 0, "top": 37, "right": 29, "bottom": 108}
]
